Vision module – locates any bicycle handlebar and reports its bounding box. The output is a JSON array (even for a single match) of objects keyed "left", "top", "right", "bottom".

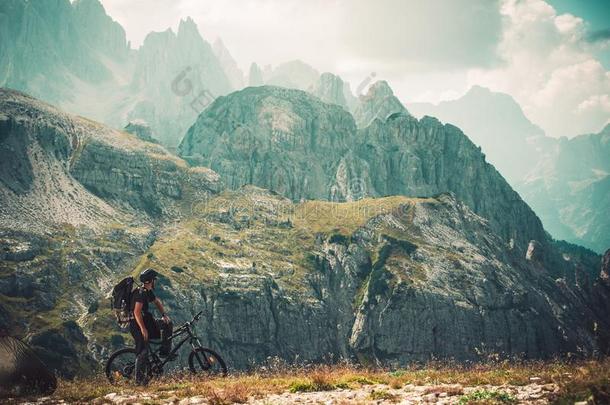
[{"left": 176, "top": 310, "right": 204, "bottom": 332}]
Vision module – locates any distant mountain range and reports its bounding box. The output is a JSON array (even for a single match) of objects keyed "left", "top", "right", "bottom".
[
  {"left": 407, "top": 87, "right": 610, "bottom": 253},
  {"left": 0, "top": 0, "right": 232, "bottom": 147},
  {"left": 1, "top": 0, "right": 607, "bottom": 253}
]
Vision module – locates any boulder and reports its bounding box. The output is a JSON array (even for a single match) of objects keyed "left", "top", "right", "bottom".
[{"left": 0, "top": 335, "right": 57, "bottom": 398}]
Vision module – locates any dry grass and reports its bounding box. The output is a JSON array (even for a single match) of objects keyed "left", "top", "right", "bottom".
[{"left": 51, "top": 358, "right": 610, "bottom": 403}]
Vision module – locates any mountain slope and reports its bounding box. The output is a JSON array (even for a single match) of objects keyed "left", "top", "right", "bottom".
[
  {"left": 0, "top": 0, "right": 128, "bottom": 105},
  {"left": 519, "top": 125, "right": 610, "bottom": 253},
  {"left": 1, "top": 89, "right": 608, "bottom": 378},
  {"left": 0, "top": 87, "right": 220, "bottom": 376},
  {"left": 0, "top": 88, "right": 221, "bottom": 230},
  {"left": 179, "top": 85, "right": 542, "bottom": 254},
  {"left": 407, "top": 86, "right": 609, "bottom": 253}
]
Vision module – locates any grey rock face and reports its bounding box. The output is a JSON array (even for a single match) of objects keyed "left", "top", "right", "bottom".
[
  {"left": 127, "top": 17, "right": 232, "bottom": 146},
  {"left": 602, "top": 249, "right": 610, "bottom": 281},
  {"left": 0, "top": 88, "right": 221, "bottom": 230},
  {"left": 0, "top": 0, "right": 128, "bottom": 104},
  {"left": 124, "top": 120, "right": 156, "bottom": 143},
  {"left": 179, "top": 86, "right": 357, "bottom": 202},
  {"left": 353, "top": 81, "right": 410, "bottom": 128},
  {"left": 312, "top": 73, "right": 348, "bottom": 109},
  {"left": 179, "top": 85, "right": 543, "bottom": 254},
  {"left": 1, "top": 92, "right": 607, "bottom": 377},
  {"left": 248, "top": 63, "right": 264, "bottom": 87}
]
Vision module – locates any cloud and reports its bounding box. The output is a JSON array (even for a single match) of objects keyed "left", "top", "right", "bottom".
[
  {"left": 335, "top": 0, "right": 503, "bottom": 71},
  {"left": 99, "top": 0, "right": 608, "bottom": 137},
  {"left": 587, "top": 28, "right": 610, "bottom": 43},
  {"left": 101, "top": 0, "right": 502, "bottom": 74},
  {"left": 467, "top": 0, "right": 610, "bottom": 137}
]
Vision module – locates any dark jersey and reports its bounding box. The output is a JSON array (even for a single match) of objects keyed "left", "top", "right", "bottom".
[{"left": 131, "top": 287, "right": 156, "bottom": 314}]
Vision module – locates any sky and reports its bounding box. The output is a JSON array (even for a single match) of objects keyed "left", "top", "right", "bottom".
[{"left": 100, "top": 0, "right": 610, "bottom": 138}]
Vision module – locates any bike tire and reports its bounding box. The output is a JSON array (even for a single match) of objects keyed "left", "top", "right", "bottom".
[
  {"left": 105, "top": 348, "right": 139, "bottom": 384},
  {"left": 188, "top": 348, "right": 227, "bottom": 377}
]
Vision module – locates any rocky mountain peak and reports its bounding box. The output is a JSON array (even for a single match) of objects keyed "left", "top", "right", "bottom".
[
  {"left": 353, "top": 80, "right": 409, "bottom": 128},
  {"left": 73, "top": 0, "right": 129, "bottom": 59},
  {"left": 363, "top": 80, "right": 394, "bottom": 99},
  {"left": 248, "top": 62, "right": 264, "bottom": 86},
  {"left": 312, "top": 72, "right": 348, "bottom": 108},
  {"left": 177, "top": 16, "right": 200, "bottom": 41},
  {"left": 266, "top": 60, "right": 320, "bottom": 91}
]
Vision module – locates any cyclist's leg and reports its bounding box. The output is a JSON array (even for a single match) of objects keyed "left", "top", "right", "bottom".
[{"left": 130, "top": 320, "right": 148, "bottom": 386}]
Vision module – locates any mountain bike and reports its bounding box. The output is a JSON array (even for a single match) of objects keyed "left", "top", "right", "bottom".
[{"left": 105, "top": 311, "right": 227, "bottom": 384}]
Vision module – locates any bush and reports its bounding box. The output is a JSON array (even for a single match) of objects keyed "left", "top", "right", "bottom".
[{"left": 458, "top": 389, "right": 516, "bottom": 404}]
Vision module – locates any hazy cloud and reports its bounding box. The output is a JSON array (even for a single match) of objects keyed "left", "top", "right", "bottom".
[
  {"left": 99, "top": 0, "right": 608, "bottom": 138},
  {"left": 468, "top": 0, "right": 610, "bottom": 138},
  {"left": 587, "top": 28, "right": 610, "bottom": 43}
]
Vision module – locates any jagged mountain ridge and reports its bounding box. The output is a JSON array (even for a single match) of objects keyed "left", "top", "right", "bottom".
[
  {"left": 179, "top": 85, "right": 544, "bottom": 256},
  {"left": 0, "top": 0, "right": 233, "bottom": 147},
  {"left": 353, "top": 80, "right": 410, "bottom": 128},
  {"left": 1, "top": 89, "right": 608, "bottom": 377}
]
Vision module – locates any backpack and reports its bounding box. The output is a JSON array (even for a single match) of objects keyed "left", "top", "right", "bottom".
[{"left": 110, "top": 276, "right": 135, "bottom": 329}]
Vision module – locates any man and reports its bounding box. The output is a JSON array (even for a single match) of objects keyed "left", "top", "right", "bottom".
[{"left": 130, "top": 268, "right": 173, "bottom": 385}]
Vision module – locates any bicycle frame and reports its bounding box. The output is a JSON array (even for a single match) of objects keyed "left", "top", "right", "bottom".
[{"left": 148, "top": 314, "right": 203, "bottom": 369}]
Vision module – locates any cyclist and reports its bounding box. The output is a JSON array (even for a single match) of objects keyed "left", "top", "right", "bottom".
[{"left": 130, "top": 268, "right": 173, "bottom": 385}]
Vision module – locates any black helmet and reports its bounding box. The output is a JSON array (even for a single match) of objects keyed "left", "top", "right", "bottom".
[{"left": 139, "top": 268, "right": 159, "bottom": 283}]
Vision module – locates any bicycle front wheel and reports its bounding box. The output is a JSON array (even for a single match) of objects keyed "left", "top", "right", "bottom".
[
  {"left": 188, "top": 348, "right": 227, "bottom": 376},
  {"left": 105, "top": 348, "right": 138, "bottom": 384}
]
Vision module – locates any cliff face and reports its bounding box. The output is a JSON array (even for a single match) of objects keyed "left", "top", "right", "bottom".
[
  {"left": 0, "top": 0, "right": 128, "bottom": 103},
  {"left": 1, "top": 90, "right": 607, "bottom": 377},
  {"left": 179, "top": 86, "right": 357, "bottom": 202},
  {"left": 312, "top": 73, "right": 349, "bottom": 109},
  {"left": 0, "top": 88, "right": 220, "bottom": 231},
  {"left": 179, "top": 85, "right": 543, "bottom": 254},
  {"left": 127, "top": 17, "right": 233, "bottom": 146},
  {"left": 134, "top": 188, "right": 606, "bottom": 368}
]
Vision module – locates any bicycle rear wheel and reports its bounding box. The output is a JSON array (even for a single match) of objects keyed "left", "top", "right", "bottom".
[
  {"left": 105, "top": 348, "right": 138, "bottom": 384},
  {"left": 188, "top": 348, "right": 227, "bottom": 376}
]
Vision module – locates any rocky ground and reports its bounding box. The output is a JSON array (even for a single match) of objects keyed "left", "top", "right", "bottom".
[
  {"left": 10, "top": 382, "right": 570, "bottom": 404},
  {"left": 7, "top": 360, "right": 608, "bottom": 404}
]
